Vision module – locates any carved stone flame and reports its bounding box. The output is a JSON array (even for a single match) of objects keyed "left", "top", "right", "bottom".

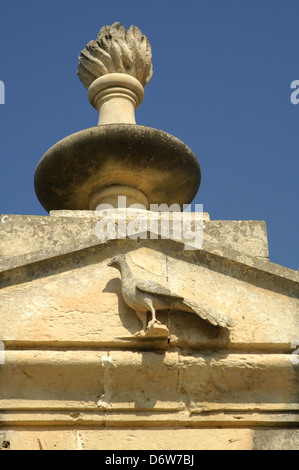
[{"left": 77, "top": 22, "right": 153, "bottom": 89}]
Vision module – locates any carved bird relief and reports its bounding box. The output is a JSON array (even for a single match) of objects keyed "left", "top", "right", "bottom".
[{"left": 108, "top": 254, "right": 234, "bottom": 338}]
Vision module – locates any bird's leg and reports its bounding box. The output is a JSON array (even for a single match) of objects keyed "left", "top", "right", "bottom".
[
  {"left": 137, "top": 298, "right": 169, "bottom": 339},
  {"left": 144, "top": 299, "right": 161, "bottom": 329},
  {"left": 134, "top": 310, "right": 148, "bottom": 337}
]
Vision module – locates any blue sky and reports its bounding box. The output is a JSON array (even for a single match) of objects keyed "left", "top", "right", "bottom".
[{"left": 0, "top": 0, "right": 298, "bottom": 270}]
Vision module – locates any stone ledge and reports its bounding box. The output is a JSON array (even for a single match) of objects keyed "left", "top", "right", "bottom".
[
  {"left": 1, "top": 410, "right": 298, "bottom": 428},
  {"left": 0, "top": 351, "right": 297, "bottom": 418}
]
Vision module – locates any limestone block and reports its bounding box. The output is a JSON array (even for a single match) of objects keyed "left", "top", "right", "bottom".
[
  {"left": 2, "top": 427, "right": 298, "bottom": 450},
  {"left": 165, "top": 252, "right": 299, "bottom": 348},
  {"left": 252, "top": 429, "right": 299, "bottom": 450},
  {"left": 0, "top": 428, "right": 252, "bottom": 450},
  {"left": 0, "top": 212, "right": 270, "bottom": 271},
  {"left": 0, "top": 350, "right": 298, "bottom": 420}
]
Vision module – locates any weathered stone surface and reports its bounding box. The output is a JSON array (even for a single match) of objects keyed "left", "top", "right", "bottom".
[
  {"left": 34, "top": 125, "right": 201, "bottom": 212},
  {"left": 0, "top": 212, "right": 270, "bottom": 271},
  {"left": 77, "top": 22, "right": 153, "bottom": 89},
  {"left": 1, "top": 423, "right": 298, "bottom": 450},
  {"left": 0, "top": 221, "right": 297, "bottom": 350},
  {"left": 0, "top": 351, "right": 298, "bottom": 411},
  {"left": 2, "top": 427, "right": 298, "bottom": 450},
  {"left": 252, "top": 429, "right": 299, "bottom": 450},
  {"left": 0, "top": 428, "right": 254, "bottom": 450},
  {"left": 0, "top": 212, "right": 298, "bottom": 449}
]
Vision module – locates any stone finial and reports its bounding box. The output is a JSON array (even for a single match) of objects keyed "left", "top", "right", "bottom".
[
  {"left": 34, "top": 23, "right": 201, "bottom": 212},
  {"left": 78, "top": 22, "right": 153, "bottom": 88},
  {"left": 77, "top": 23, "right": 153, "bottom": 125}
]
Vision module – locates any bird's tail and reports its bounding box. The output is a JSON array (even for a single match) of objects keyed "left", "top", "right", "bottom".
[{"left": 172, "top": 298, "right": 234, "bottom": 328}]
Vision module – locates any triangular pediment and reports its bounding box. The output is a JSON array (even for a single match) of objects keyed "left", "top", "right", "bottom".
[{"left": 1, "top": 214, "right": 298, "bottom": 351}]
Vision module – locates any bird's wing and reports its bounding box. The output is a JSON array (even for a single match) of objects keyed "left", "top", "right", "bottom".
[{"left": 136, "top": 279, "right": 184, "bottom": 300}]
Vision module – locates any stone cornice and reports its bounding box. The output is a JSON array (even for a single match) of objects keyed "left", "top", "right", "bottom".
[{"left": 0, "top": 214, "right": 298, "bottom": 288}]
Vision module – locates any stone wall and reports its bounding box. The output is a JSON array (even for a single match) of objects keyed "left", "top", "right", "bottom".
[{"left": 0, "top": 211, "right": 298, "bottom": 450}]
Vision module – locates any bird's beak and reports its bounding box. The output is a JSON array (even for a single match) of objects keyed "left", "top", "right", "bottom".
[{"left": 107, "top": 260, "right": 113, "bottom": 266}]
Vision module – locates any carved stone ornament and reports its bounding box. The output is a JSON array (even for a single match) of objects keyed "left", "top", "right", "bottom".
[
  {"left": 77, "top": 23, "right": 153, "bottom": 126},
  {"left": 77, "top": 22, "right": 153, "bottom": 89},
  {"left": 34, "top": 22, "right": 201, "bottom": 213},
  {"left": 108, "top": 254, "right": 234, "bottom": 339}
]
